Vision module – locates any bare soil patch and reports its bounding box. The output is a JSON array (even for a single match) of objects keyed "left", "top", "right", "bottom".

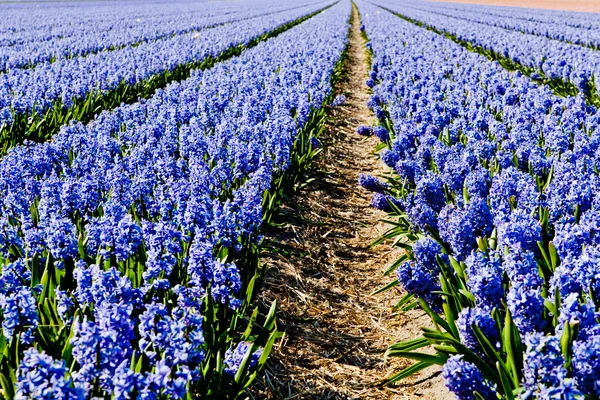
[
  {"left": 431, "top": 0, "right": 600, "bottom": 13},
  {"left": 250, "top": 6, "right": 451, "bottom": 400}
]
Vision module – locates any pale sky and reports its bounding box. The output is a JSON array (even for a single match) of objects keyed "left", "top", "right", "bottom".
[{"left": 431, "top": 0, "right": 600, "bottom": 12}]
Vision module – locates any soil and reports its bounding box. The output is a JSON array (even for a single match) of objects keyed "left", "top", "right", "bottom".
[
  {"left": 430, "top": 0, "right": 600, "bottom": 13},
  {"left": 250, "top": 5, "right": 452, "bottom": 400}
]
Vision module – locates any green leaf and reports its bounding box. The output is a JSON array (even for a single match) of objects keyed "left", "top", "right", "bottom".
[
  {"left": 537, "top": 241, "right": 551, "bottom": 272},
  {"left": 542, "top": 166, "right": 553, "bottom": 192},
  {"left": 371, "top": 279, "right": 399, "bottom": 295},
  {"left": 242, "top": 308, "right": 259, "bottom": 340},
  {"left": 387, "top": 337, "right": 430, "bottom": 352},
  {"left": 385, "top": 361, "right": 432, "bottom": 385},
  {"left": 502, "top": 309, "right": 522, "bottom": 385},
  {"left": 384, "top": 350, "right": 444, "bottom": 365},
  {"left": 432, "top": 344, "right": 458, "bottom": 354},
  {"left": 422, "top": 331, "right": 500, "bottom": 387},
  {"left": 463, "top": 180, "right": 470, "bottom": 204},
  {"left": 244, "top": 330, "right": 284, "bottom": 390},
  {"left": 560, "top": 321, "right": 579, "bottom": 370},
  {"left": 384, "top": 254, "right": 409, "bottom": 275},
  {"left": 544, "top": 299, "right": 557, "bottom": 316},
  {"left": 441, "top": 301, "right": 459, "bottom": 339},
  {"left": 548, "top": 241, "right": 560, "bottom": 271},
  {"left": 233, "top": 339, "right": 258, "bottom": 385},
  {"left": 447, "top": 256, "right": 466, "bottom": 281},
  {"left": 497, "top": 361, "right": 515, "bottom": 400},
  {"left": 419, "top": 298, "right": 453, "bottom": 335},
  {"left": 0, "top": 371, "right": 14, "bottom": 400},
  {"left": 262, "top": 300, "right": 278, "bottom": 333},
  {"left": 393, "top": 293, "right": 415, "bottom": 310},
  {"left": 472, "top": 324, "right": 516, "bottom": 391},
  {"left": 62, "top": 316, "right": 78, "bottom": 368}
]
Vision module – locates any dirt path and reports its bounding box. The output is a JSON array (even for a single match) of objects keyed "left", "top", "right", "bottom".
[{"left": 251, "top": 5, "right": 451, "bottom": 400}]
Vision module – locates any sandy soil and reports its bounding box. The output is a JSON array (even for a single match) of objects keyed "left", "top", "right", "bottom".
[
  {"left": 431, "top": 0, "right": 600, "bottom": 13},
  {"left": 250, "top": 5, "right": 452, "bottom": 400}
]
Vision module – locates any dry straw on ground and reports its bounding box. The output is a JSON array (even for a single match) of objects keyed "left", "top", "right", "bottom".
[{"left": 250, "top": 7, "right": 452, "bottom": 400}]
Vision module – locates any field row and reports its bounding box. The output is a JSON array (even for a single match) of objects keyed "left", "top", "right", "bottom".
[
  {"left": 403, "top": 1, "right": 600, "bottom": 49},
  {"left": 373, "top": 0, "right": 600, "bottom": 105},
  {"left": 358, "top": 0, "right": 600, "bottom": 397},
  {"left": 0, "top": 2, "right": 351, "bottom": 398},
  {"left": 0, "top": 1, "right": 314, "bottom": 71},
  {"left": 0, "top": 1, "right": 333, "bottom": 156}
]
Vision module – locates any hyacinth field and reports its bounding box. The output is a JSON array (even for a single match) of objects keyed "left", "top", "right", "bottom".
[{"left": 2, "top": 0, "right": 600, "bottom": 398}]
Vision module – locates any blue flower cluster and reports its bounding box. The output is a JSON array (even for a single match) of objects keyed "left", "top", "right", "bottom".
[
  {"left": 331, "top": 94, "right": 346, "bottom": 107},
  {"left": 223, "top": 342, "right": 263, "bottom": 377},
  {"left": 396, "top": 237, "right": 446, "bottom": 308},
  {"left": 0, "top": 1, "right": 351, "bottom": 397},
  {"left": 520, "top": 334, "right": 583, "bottom": 398},
  {"left": 16, "top": 348, "right": 84, "bottom": 399},
  {"left": 442, "top": 355, "right": 497, "bottom": 399},
  {"left": 357, "top": 0, "right": 600, "bottom": 397}
]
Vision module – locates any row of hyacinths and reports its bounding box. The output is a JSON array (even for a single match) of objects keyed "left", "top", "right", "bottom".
[
  {"left": 0, "top": 1, "right": 350, "bottom": 398},
  {"left": 394, "top": 1, "right": 600, "bottom": 50},
  {"left": 0, "top": 0, "right": 247, "bottom": 49},
  {"left": 371, "top": 0, "right": 600, "bottom": 103},
  {"left": 0, "top": 0, "right": 328, "bottom": 73},
  {"left": 0, "top": 0, "right": 280, "bottom": 71},
  {"left": 357, "top": 1, "right": 600, "bottom": 398},
  {"left": 439, "top": 3, "right": 600, "bottom": 30},
  {"left": 0, "top": 0, "right": 330, "bottom": 154}
]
